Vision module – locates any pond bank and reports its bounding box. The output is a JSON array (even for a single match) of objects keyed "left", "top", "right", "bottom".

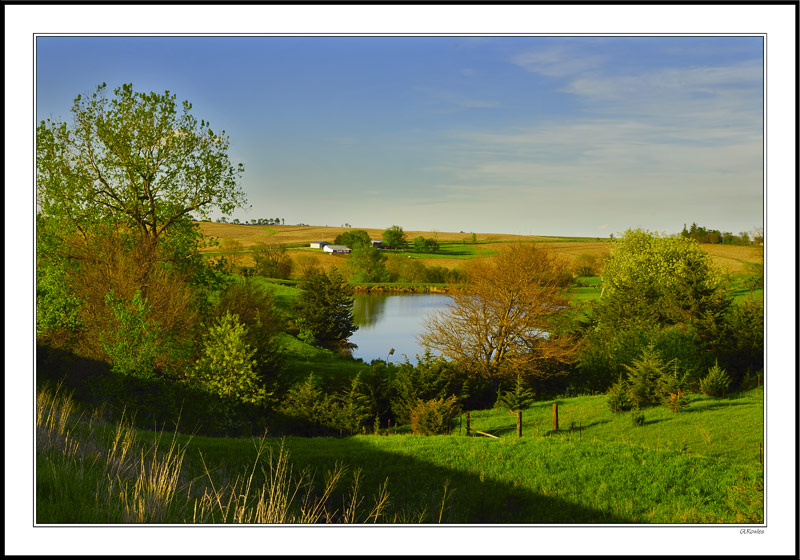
[{"left": 350, "top": 283, "right": 456, "bottom": 294}]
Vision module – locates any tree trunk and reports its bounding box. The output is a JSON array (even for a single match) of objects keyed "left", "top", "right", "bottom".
[
  {"left": 552, "top": 403, "right": 559, "bottom": 431},
  {"left": 516, "top": 410, "right": 522, "bottom": 438}
]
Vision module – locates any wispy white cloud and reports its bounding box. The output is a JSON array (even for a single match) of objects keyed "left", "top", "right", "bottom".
[{"left": 512, "top": 46, "right": 608, "bottom": 78}]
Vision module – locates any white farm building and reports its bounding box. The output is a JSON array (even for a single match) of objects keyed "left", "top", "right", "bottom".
[
  {"left": 323, "top": 245, "right": 351, "bottom": 255},
  {"left": 309, "top": 241, "right": 329, "bottom": 249}
]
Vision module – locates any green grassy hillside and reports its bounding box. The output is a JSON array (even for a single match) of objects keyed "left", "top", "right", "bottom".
[{"left": 37, "top": 384, "right": 763, "bottom": 524}]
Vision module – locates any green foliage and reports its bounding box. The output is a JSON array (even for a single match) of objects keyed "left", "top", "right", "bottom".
[
  {"left": 330, "top": 373, "right": 374, "bottom": 435},
  {"left": 294, "top": 267, "right": 358, "bottom": 344},
  {"left": 382, "top": 225, "right": 407, "bottom": 249},
  {"left": 36, "top": 82, "right": 246, "bottom": 240},
  {"left": 252, "top": 242, "right": 293, "bottom": 279},
  {"left": 623, "top": 345, "right": 670, "bottom": 407},
  {"left": 579, "top": 229, "right": 733, "bottom": 394},
  {"left": 708, "top": 299, "right": 764, "bottom": 384},
  {"left": 600, "top": 229, "right": 730, "bottom": 327},
  {"left": 281, "top": 373, "right": 326, "bottom": 425},
  {"left": 346, "top": 245, "right": 391, "bottom": 283},
  {"left": 191, "top": 312, "right": 265, "bottom": 405},
  {"left": 334, "top": 229, "right": 372, "bottom": 248},
  {"left": 36, "top": 218, "right": 83, "bottom": 345},
  {"left": 498, "top": 373, "right": 536, "bottom": 411},
  {"left": 386, "top": 255, "right": 428, "bottom": 283},
  {"left": 700, "top": 361, "right": 732, "bottom": 397},
  {"left": 409, "top": 396, "right": 462, "bottom": 436},
  {"left": 578, "top": 319, "right": 660, "bottom": 392},
  {"left": 280, "top": 373, "right": 374, "bottom": 436},
  {"left": 573, "top": 253, "right": 599, "bottom": 277},
  {"left": 100, "top": 291, "right": 162, "bottom": 378},
  {"left": 391, "top": 353, "right": 468, "bottom": 425},
  {"left": 606, "top": 378, "right": 634, "bottom": 413},
  {"left": 214, "top": 279, "right": 285, "bottom": 397},
  {"left": 741, "top": 262, "right": 763, "bottom": 291},
  {"left": 630, "top": 405, "right": 645, "bottom": 426},
  {"left": 413, "top": 236, "right": 439, "bottom": 253}
]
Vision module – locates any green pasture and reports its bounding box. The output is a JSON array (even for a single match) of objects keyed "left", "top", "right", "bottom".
[
  {"left": 383, "top": 241, "right": 498, "bottom": 259},
  {"left": 37, "top": 386, "right": 763, "bottom": 524}
]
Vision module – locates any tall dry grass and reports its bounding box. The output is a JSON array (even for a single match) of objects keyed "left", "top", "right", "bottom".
[{"left": 36, "top": 384, "right": 440, "bottom": 524}]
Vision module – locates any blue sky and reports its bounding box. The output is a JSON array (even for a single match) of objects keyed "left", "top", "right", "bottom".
[{"left": 36, "top": 36, "right": 764, "bottom": 237}]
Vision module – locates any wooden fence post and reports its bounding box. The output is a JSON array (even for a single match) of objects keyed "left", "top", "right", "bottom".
[
  {"left": 516, "top": 410, "right": 522, "bottom": 438},
  {"left": 465, "top": 410, "right": 471, "bottom": 436},
  {"left": 552, "top": 403, "right": 559, "bottom": 431}
]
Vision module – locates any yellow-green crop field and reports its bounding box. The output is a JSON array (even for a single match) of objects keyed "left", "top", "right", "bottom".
[{"left": 195, "top": 222, "right": 763, "bottom": 275}]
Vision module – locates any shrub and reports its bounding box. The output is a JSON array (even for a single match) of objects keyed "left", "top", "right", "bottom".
[
  {"left": 657, "top": 361, "right": 691, "bottom": 412},
  {"left": 739, "top": 369, "right": 762, "bottom": 391},
  {"left": 606, "top": 378, "right": 634, "bottom": 413},
  {"left": 281, "top": 374, "right": 326, "bottom": 428},
  {"left": 252, "top": 242, "right": 293, "bottom": 279},
  {"left": 664, "top": 388, "right": 688, "bottom": 413},
  {"left": 497, "top": 373, "right": 536, "bottom": 411},
  {"left": 410, "top": 396, "right": 461, "bottom": 436},
  {"left": 630, "top": 406, "right": 645, "bottom": 426},
  {"left": 214, "top": 279, "right": 285, "bottom": 389},
  {"left": 711, "top": 299, "right": 764, "bottom": 385},
  {"left": 391, "top": 352, "right": 467, "bottom": 425},
  {"left": 100, "top": 290, "right": 162, "bottom": 378},
  {"left": 386, "top": 256, "right": 427, "bottom": 283},
  {"left": 191, "top": 312, "right": 264, "bottom": 406},
  {"left": 699, "top": 361, "right": 731, "bottom": 397},
  {"left": 329, "top": 373, "right": 373, "bottom": 435},
  {"left": 573, "top": 253, "right": 598, "bottom": 277},
  {"left": 623, "top": 344, "right": 668, "bottom": 407},
  {"left": 346, "top": 245, "right": 391, "bottom": 283}
]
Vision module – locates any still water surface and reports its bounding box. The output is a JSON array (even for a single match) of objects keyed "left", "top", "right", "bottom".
[{"left": 349, "top": 293, "right": 452, "bottom": 365}]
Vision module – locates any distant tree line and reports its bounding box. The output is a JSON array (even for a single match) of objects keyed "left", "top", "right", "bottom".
[
  {"left": 680, "top": 223, "right": 762, "bottom": 246},
  {"left": 216, "top": 217, "right": 285, "bottom": 225}
]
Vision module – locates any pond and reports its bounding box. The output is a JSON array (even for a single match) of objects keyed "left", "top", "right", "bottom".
[{"left": 348, "top": 293, "right": 453, "bottom": 365}]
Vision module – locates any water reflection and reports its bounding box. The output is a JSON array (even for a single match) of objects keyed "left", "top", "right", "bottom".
[
  {"left": 349, "top": 294, "right": 453, "bottom": 365},
  {"left": 351, "top": 292, "right": 389, "bottom": 327}
]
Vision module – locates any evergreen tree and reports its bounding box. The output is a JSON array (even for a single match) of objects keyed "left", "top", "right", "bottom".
[{"left": 294, "top": 267, "right": 358, "bottom": 344}]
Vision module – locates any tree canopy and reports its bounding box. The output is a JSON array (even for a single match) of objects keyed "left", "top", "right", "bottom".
[
  {"left": 382, "top": 225, "right": 406, "bottom": 249},
  {"left": 294, "top": 268, "right": 358, "bottom": 344},
  {"left": 346, "top": 245, "right": 391, "bottom": 283},
  {"left": 420, "top": 244, "right": 577, "bottom": 379},
  {"left": 36, "top": 82, "right": 246, "bottom": 241},
  {"left": 334, "top": 229, "right": 371, "bottom": 248},
  {"left": 599, "top": 229, "right": 730, "bottom": 327}
]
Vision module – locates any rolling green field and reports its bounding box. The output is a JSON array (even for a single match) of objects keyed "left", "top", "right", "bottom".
[{"left": 36, "top": 384, "right": 763, "bottom": 524}]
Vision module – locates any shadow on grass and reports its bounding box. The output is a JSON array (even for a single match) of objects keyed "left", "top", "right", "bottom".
[
  {"left": 685, "top": 398, "right": 756, "bottom": 414},
  {"left": 36, "top": 344, "right": 638, "bottom": 524},
  {"left": 275, "top": 435, "right": 635, "bottom": 524}
]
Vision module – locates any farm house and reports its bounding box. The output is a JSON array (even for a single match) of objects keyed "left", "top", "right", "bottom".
[
  {"left": 309, "top": 241, "right": 329, "bottom": 249},
  {"left": 323, "top": 245, "right": 351, "bottom": 255}
]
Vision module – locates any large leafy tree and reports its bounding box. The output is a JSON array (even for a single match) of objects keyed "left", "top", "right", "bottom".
[
  {"left": 598, "top": 229, "right": 731, "bottom": 328},
  {"left": 346, "top": 245, "right": 391, "bottom": 283},
  {"left": 35, "top": 83, "right": 244, "bottom": 374},
  {"left": 577, "top": 229, "right": 735, "bottom": 389},
  {"left": 333, "top": 229, "right": 371, "bottom": 248},
  {"left": 420, "top": 243, "right": 578, "bottom": 380},
  {"left": 36, "top": 82, "right": 246, "bottom": 241},
  {"left": 382, "top": 225, "right": 406, "bottom": 249}
]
